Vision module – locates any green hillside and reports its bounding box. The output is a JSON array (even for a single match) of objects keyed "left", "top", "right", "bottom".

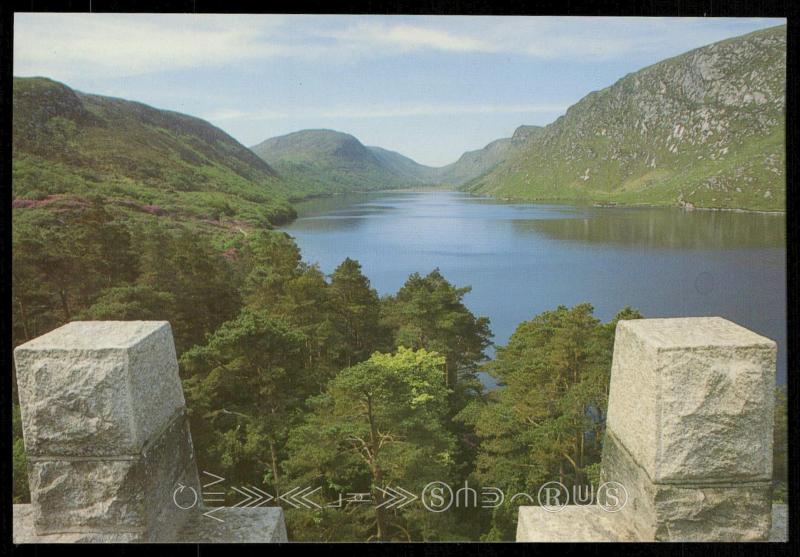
[
  {"left": 251, "top": 127, "right": 533, "bottom": 192},
  {"left": 463, "top": 25, "right": 786, "bottom": 211},
  {"left": 436, "top": 125, "right": 543, "bottom": 186},
  {"left": 367, "top": 145, "right": 441, "bottom": 184},
  {"left": 251, "top": 129, "right": 436, "bottom": 193},
  {"left": 13, "top": 77, "right": 298, "bottom": 228}
]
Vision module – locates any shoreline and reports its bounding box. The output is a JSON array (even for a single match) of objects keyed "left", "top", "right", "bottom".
[
  {"left": 279, "top": 187, "right": 785, "bottom": 226},
  {"left": 470, "top": 192, "right": 786, "bottom": 216}
]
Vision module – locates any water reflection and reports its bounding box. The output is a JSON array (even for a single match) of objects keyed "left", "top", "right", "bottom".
[{"left": 517, "top": 209, "right": 784, "bottom": 250}]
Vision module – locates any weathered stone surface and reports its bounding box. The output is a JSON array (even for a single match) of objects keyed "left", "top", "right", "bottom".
[
  {"left": 515, "top": 503, "right": 787, "bottom": 542},
  {"left": 178, "top": 507, "right": 288, "bottom": 543},
  {"left": 606, "top": 317, "right": 776, "bottom": 483},
  {"left": 13, "top": 505, "right": 144, "bottom": 543},
  {"left": 14, "top": 321, "right": 185, "bottom": 457},
  {"left": 770, "top": 504, "right": 788, "bottom": 542},
  {"left": 14, "top": 504, "right": 288, "bottom": 543},
  {"left": 27, "top": 412, "right": 200, "bottom": 540},
  {"left": 601, "top": 430, "right": 772, "bottom": 541},
  {"left": 13, "top": 320, "right": 290, "bottom": 544},
  {"left": 516, "top": 505, "right": 634, "bottom": 542}
]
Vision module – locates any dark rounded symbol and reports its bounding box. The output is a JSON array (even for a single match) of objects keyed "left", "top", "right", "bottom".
[{"left": 694, "top": 271, "right": 714, "bottom": 295}]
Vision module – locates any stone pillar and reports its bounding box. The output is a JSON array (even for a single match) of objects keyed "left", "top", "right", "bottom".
[
  {"left": 602, "top": 317, "right": 776, "bottom": 541},
  {"left": 14, "top": 321, "right": 201, "bottom": 542}
]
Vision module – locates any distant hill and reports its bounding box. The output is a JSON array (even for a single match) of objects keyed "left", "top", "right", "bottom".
[
  {"left": 251, "top": 128, "right": 525, "bottom": 193},
  {"left": 251, "top": 129, "right": 441, "bottom": 193},
  {"left": 366, "top": 145, "right": 442, "bottom": 185},
  {"left": 463, "top": 25, "right": 786, "bottom": 211},
  {"left": 436, "top": 125, "right": 543, "bottom": 185},
  {"left": 13, "top": 77, "right": 297, "bottom": 227}
]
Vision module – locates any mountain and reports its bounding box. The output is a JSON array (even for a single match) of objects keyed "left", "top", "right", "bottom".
[
  {"left": 251, "top": 129, "right": 440, "bottom": 193},
  {"left": 366, "top": 145, "right": 441, "bottom": 184},
  {"left": 463, "top": 25, "right": 786, "bottom": 211},
  {"left": 13, "top": 77, "right": 297, "bottom": 227},
  {"left": 436, "top": 125, "right": 543, "bottom": 185},
  {"left": 251, "top": 127, "right": 527, "bottom": 192}
]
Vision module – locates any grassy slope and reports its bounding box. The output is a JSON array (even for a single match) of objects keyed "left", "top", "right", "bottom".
[
  {"left": 13, "top": 77, "right": 302, "bottom": 230},
  {"left": 464, "top": 26, "right": 786, "bottom": 211},
  {"left": 251, "top": 129, "right": 432, "bottom": 194}
]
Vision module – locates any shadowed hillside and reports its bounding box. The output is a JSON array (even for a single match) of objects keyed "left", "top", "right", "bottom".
[{"left": 13, "top": 77, "right": 299, "bottom": 227}]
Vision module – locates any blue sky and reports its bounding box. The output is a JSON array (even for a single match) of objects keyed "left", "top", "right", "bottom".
[{"left": 14, "top": 15, "right": 785, "bottom": 166}]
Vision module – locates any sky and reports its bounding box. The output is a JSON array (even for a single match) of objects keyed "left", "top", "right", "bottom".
[{"left": 14, "top": 14, "right": 786, "bottom": 166}]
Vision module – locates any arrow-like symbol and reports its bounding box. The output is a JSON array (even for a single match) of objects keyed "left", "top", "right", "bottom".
[
  {"left": 278, "top": 486, "right": 322, "bottom": 509},
  {"left": 202, "top": 471, "right": 225, "bottom": 488},
  {"left": 232, "top": 486, "right": 255, "bottom": 508},
  {"left": 375, "top": 486, "right": 418, "bottom": 510},
  {"left": 233, "top": 485, "right": 274, "bottom": 508},
  {"left": 203, "top": 506, "right": 225, "bottom": 523}
]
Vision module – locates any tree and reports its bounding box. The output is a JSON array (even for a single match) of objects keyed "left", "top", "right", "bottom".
[
  {"left": 463, "top": 304, "right": 641, "bottom": 540},
  {"left": 239, "top": 230, "right": 303, "bottom": 311},
  {"left": 138, "top": 226, "right": 242, "bottom": 353},
  {"left": 382, "top": 269, "right": 491, "bottom": 389},
  {"left": 12, "top": 205, "right": 139, "bottom": 346},
  {"left": 283, "top": 348, "right": 459, "bottom": 541},
  {"left": 80, "top": 285, "right": 176, "bottom": 321},
  {"left": 382, "top": 269, "right": 493, "bottom": 506},
  {"left": 328, "top": 258, "right": 388, "bottom": 368},
  {"left": 180, "top": 309, "right": 311, "bottom": 494}
]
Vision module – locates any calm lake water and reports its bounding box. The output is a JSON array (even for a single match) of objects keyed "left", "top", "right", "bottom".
[{"left": 283, "top": 191, "right": 787, "bottom": 386}]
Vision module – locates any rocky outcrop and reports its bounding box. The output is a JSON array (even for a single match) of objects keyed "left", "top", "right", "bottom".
[{"left": 467, "top": 26, "right": 786, "bottom": 211}]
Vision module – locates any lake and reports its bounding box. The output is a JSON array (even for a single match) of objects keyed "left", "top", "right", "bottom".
[{"left": 283, "top": 191, "right": 787, "bottom": 387}]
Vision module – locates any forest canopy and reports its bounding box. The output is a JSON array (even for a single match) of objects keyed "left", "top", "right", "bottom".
[{"left": 10, "top": 208, "right": 788, "bottom": 541}]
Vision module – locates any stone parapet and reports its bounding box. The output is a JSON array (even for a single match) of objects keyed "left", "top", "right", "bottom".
[
  {"left": 516, "top": 317, "right": 780, "bottom": 542},
  {"left": 13, "top": 321, "right": 286, "bottom": 543}
]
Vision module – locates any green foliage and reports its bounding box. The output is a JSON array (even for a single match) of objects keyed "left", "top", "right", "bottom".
[
  {"left": 328, "top": 258, "right": 390, "bottom": 368},
  {"left": 382, "top": 268, "right": 492, "bottom": 389},
  {"left": 181, "top": 309, "right": 311, "bottom": 493},
  {"left": 283, "top": 348, "right": 461, "bottom": 541},
  {"left": 12, "top": 405, "right": 30, "bottom": 504},
  {"left": 463, "top": 304, "right": 642, "bottom": 540}
]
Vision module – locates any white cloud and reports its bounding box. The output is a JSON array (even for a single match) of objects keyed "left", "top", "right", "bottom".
[
  {"left": 323, "top": 22, "right": 492, "bottom": 53},
  {"left": 14, "top": 14, "right": 786, "bottom": 80},
  {"left": 14, "top": 13, "right": 294, "bottom": 79}
]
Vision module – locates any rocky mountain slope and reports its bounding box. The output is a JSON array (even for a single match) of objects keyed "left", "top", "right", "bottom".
[
  {"left": 13, "top": 77, "right": 298, "bottom": 226},
  {"left": 463, "top": 25, "right": 786, "bottom": 211}
]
